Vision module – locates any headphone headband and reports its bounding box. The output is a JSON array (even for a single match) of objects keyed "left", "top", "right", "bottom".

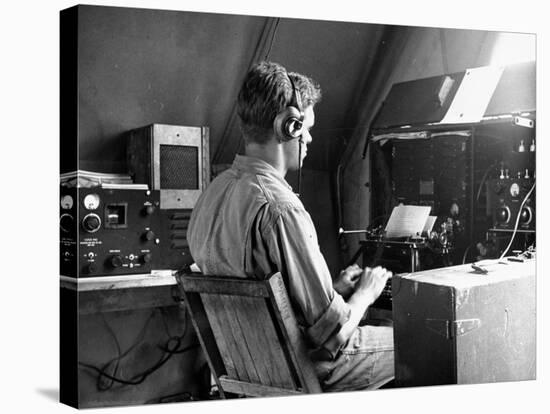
[{"left": 273, "top": 71, "right": 305, "bottom": 142}]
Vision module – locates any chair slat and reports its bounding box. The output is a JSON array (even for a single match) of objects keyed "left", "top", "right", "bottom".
[
  {"left": 201, "top": 293, "right": 256, "bottom": 383},
  {"left": 177, "top": 272, "right": 323, "bottom": 397},
  {"left": 174, "top": 283, "right": 228, "bottom": 398},
  {"left": 267, "top": 274, "right": 323, "bottom": 393},
  {"left": 180, "top": 275, "right": 269, "bottom": 297},
  {"left": 219, "top": 376, "right": 302, "bottom": 397},
  {"left": 226, "top": 295, "right": 297, "bottom": 389}
]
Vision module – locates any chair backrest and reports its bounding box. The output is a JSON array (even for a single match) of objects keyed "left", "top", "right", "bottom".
[{"left": 176, "top": 272, "right": 322, "bottom": 397}]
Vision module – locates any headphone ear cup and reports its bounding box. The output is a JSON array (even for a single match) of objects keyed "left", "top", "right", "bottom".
[{"left": 273, "top": 106, "right": 304, "bottom": 141}]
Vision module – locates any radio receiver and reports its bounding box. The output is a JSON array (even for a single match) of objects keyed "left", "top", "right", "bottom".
[{"left": 60, "top": 184, "right": 160, "bottom": 277}]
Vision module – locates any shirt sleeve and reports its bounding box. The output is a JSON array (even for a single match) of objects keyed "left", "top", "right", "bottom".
[{"left": 264, "top": 205, "right": 351, "bottom": 350}]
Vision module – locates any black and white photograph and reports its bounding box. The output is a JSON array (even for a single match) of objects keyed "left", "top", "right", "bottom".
[{"left": 2, "top": 1, "right": 548, "bottom": 413}]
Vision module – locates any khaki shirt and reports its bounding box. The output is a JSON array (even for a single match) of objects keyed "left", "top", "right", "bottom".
[{"left": 187, "top": 155, "right": 350, "bottom": 350}]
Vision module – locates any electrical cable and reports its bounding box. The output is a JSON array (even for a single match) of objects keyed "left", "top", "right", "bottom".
[
  {"left": 498, "top": 181, "right": 536, "bottom": 260},
  {"left": 475, "top": 160, "right": 498, "bottom": 202},
  {"left": 462, "top": 244, "right": 473, "bottom": 264},
  {"left": 79, "top": 308, "right": 198, "bottom": 389},
  {"left": 97, "top": 313, "right": 122, "bottom": 391},
  {"left": 79, "top": 310, "right": 156, "bottom": 389},
  {"left": 159, "top": 305, "right": 188, "bottom": 339},
  {"left": 335, "top": 163, "right": 343, "bottom": 230},
  {"left": 79, "top": 341, "right": 200, "bottom": 386},
  {"left": 93, "top": 310, "right": 158, "bottom": 391},
  {"left": 297, "top": 138, "right": 302, "bottom": 196}
]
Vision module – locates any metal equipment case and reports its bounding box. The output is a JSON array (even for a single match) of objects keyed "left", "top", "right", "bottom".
[
  {"left": 60, "top": 186, "right": 161, "bottom": 277},
  {"left": 127, "top": 124, "right": 210, "bottom": 270},
  {"left": 392, "top": 260, "right": 535, "bottom": 386}
]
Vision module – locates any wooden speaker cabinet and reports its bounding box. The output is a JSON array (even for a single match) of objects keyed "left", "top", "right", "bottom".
[{"left": 127, "top": 124, "right": 210, "bottom": 270}]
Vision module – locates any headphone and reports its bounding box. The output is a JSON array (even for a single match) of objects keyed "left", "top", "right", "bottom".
[{"left": 273, "top": 72, "right": 305, "bottom": 142}]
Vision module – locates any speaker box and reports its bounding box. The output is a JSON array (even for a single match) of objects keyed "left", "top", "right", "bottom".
[{"left": 127, "top": 124, "right": 210, "bottom": 270}]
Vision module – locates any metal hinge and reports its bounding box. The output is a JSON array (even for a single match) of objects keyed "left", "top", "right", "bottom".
[{"left": 425, "top": 318, "right": 481, "bottom": 339}]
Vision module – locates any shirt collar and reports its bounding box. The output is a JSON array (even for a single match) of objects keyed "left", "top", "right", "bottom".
[{"left": 232, "top": 155, "right": 293, "bottom": 191}]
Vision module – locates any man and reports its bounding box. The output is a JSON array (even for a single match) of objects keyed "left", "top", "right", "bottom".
[{"left": 187, "top": 61, "right": 394, "bottom": 391}]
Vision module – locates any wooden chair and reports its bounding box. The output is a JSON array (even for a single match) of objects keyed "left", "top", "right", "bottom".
[{"left": 175, "top": 272, "right": 322, "bottom": 397}]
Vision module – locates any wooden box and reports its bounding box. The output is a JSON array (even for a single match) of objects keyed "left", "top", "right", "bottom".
[{"left": 392, "top": 260, "right": 536, "bottom": 386}]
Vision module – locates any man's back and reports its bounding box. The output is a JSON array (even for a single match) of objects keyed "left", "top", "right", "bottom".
[
  {"left": 187, "top": 154, "right": 302, "bottom": 278},
  {"left": 187, "top": 154, "right": 352, "bottom": 355}
]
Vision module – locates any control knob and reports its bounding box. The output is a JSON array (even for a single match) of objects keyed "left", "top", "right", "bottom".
[
  {"left": 495, "top": 206, "right": 511, "bottom": 224},
  {"left": 143, "top": 205, "right": 156, "bottom": 216},
  {"left": 60, "top": 213, "right": 74, "bottom": 233},
  {"left": 110, "top": 255, "right": 124, "bottom": 268},
  {"left": 520, "top": 206, "right": 533, "bottom": 226},
  {"left": 86, "top": 263, "right": 98, "bottom": 274},
  {"left": 143, "top": 230, "right": 155, "bottom": 241},
  {"left": 82, "top": 213, "right": 101, "bottom": 233}
]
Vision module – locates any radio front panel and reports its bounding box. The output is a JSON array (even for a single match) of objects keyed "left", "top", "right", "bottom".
[
  {"left": 60, "top": 187, "right": 161, "bottom": 277},
  {"left": 488, "top": 177, "right": 536, "bottom": 231}
]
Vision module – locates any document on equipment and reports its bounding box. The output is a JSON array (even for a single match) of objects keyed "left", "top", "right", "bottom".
[
  {"left": 422, "top": 215, "right": 437, "bottom": 235},
  {"left": 385, "top": 205, "right": 432, "bottom": 238},
  {"left": 440, "top": 65, "right": 504, "bottom": 124}
]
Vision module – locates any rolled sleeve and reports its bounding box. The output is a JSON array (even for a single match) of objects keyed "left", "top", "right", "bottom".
[
  {"left": 263, "top": 204, "right": 352, "bottom": 355},
  {"left": 306, "top": 292, "right": 350, "bottom": 348}
]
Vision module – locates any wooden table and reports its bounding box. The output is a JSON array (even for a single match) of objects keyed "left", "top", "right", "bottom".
[
  {"left": 60, "top": 271, "right": 205, "bottom": 407},
  {"left": 60, "top": 271, "right": 182, "bottom": 314}
]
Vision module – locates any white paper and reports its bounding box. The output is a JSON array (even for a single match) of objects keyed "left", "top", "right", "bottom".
[
  {"left": 422, "top": 216, "right": 437, "bottom": 235},
  {"left": 440, "top": 65, "right": 504, "bottom": 124},
  {"left": 384, "top": 205, "right": 432, "bottom": 238}
]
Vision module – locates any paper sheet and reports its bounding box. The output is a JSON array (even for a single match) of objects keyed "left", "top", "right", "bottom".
[
  {"left": 422, "top": 216, "right": 437, "bottom": 235},
  {"left": 440, "top": 65, "right": 504, "bottom": 124},
  {"left": 384, "top": 205, "right": 431, "bottom": 238}
]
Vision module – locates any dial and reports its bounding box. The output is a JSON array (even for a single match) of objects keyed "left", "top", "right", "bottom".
[
  {"left": 82, "top": 213, "right": 101, "bottom": 233},
  {"left": 496, "top": 206, "right": 511, "bottom": 223},
  {"left": 520, "top": 206, "right": 533, "bottom": 225},
  {"left": 509, "top": 183, "right": 520, "bottom": 197},
  {"left": 59, "top": 213, "right": 74, "bottom": 233},
  {"left": 143, "top": 230, "right": 155, "bottom": 241},
  {"left": 83, "top": 193, "right": 101, "bottom": 210},
  {"left": 110, "top": 255, "right": 124, "bottom": 268},
  {"left": 60, "top": 195, "right": 74, "bottom": 210}
]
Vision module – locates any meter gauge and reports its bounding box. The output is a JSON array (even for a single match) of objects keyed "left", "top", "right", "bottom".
[
  {"left": 509, "top": 182, "right": 520, "bottom": 197},
  {"left": 83, "top": 193, "right": 101, "bottom": 210},
  {"left": 60, "top": 195, "right": 74, "bottom": 210}
]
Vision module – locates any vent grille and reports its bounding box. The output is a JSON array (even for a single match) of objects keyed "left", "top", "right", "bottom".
[{"left": 160, "top": 145, "right": 199, "bottom": 189}]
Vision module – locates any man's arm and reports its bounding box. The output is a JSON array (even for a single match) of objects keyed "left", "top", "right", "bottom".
[
  {"left": 266, "top": 205, "right": 390, "bottom": 355},
  {"left": 323, "top": 266, "right": 392, "bottom": 356},
  {"left": 333, "top": 264, "right": 362, "bottom": 300}
]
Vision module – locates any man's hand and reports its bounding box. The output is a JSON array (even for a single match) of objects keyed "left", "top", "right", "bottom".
[
  {"left": 356, "top": 266, "right": 392, "bottom": 305},
  {"left": 324, "top": 265, "right": 392, "bottom": 355},
  {"left": 333, "top": 264, "right": 363, "bottom": 300}
]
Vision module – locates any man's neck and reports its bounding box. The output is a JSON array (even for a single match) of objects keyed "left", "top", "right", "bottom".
[{"left": 245, "top": 141, "right": 287, "bottom": 177}]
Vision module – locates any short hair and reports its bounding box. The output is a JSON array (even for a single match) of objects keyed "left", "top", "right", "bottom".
[{"left": 237, "top": 61, "right": 322, "bottom": 144}]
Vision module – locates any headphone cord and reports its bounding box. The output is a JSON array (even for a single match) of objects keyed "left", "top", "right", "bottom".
[{"left": 297, "top": 139, "right": 303, "bottom": 196}]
